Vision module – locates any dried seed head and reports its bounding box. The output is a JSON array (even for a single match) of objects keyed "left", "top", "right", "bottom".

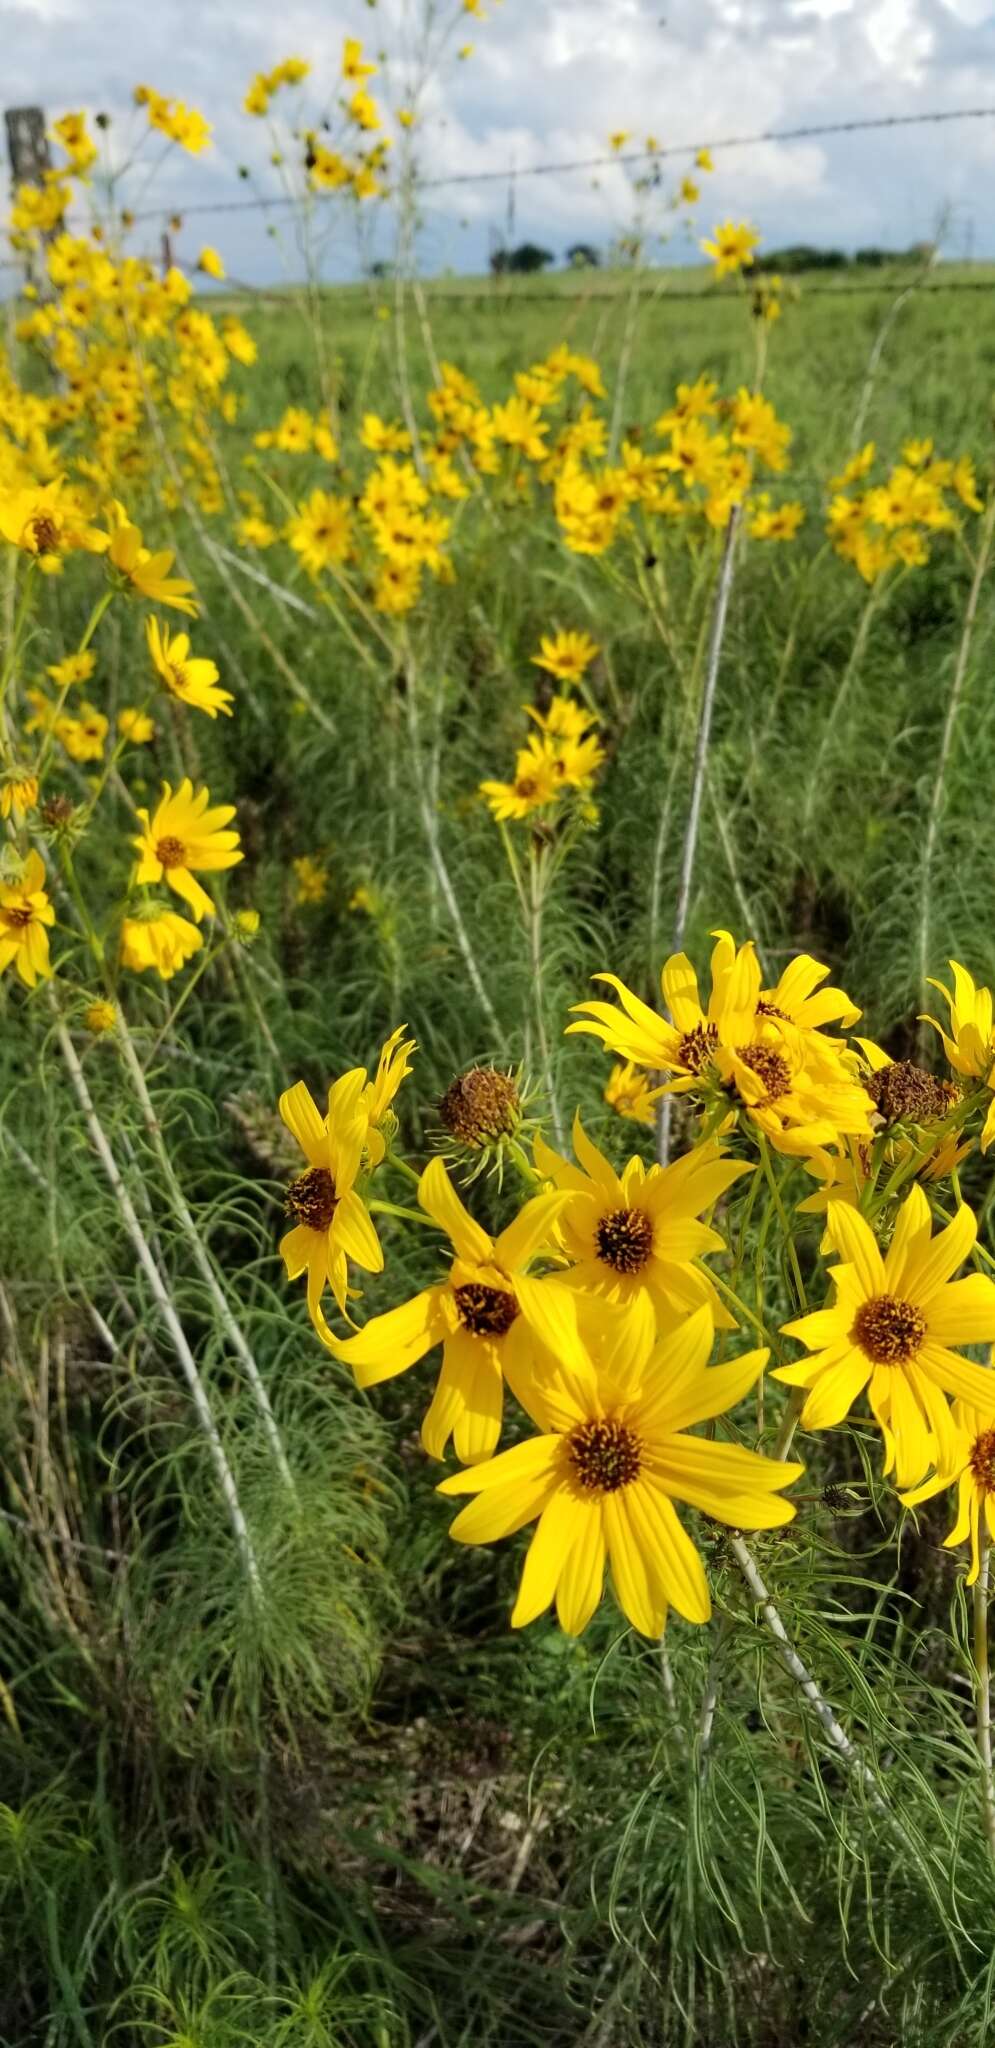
[
  {"left": 866, "top": 1060, "right": 958, "bottom": 1126},
  {"left": 438, "top": 1067, "right": 521, "bottom": 1150}
]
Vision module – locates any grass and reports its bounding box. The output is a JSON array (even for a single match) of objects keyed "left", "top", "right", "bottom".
[{"left": 5, "top": 240, "right": 995, "bottom": 2047}]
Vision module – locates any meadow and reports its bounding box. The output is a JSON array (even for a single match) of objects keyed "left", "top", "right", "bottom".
[{"left": 8, "top": 70, "right": 995, "bottom": 2047}]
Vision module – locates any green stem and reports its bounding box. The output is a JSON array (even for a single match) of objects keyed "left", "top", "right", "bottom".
[{"left": 974, "top": 1518, "right": 995, "bottom": 1858}]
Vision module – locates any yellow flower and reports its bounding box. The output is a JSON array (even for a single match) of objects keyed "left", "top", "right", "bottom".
[
  {"left": 279, "top": 1074, "right": 384, "bottom": 1338},
  {"left": 901, "top": 1397, "right": 995, "bottom": 1582},
  {"left": 293, "top": 855, "right": 328, "bottom": 905},
  {"left": 569, "top": 932, "right": 871, "bottom": 1156},
  {"left": 0, "top": 852, "right": 54, "bottom": 987},
  {"left": 952, "top": 453, "right": 984, "bottom": 513},
  {"left": 328, "top": 1157, "right": 576, "bottom": 1463},
  {"left": 107, "top": 505, "right": 197, "bottom": 615},
  {"left": 285, "top": 489, "right": 353, "bottom": 574},
  {"left": 604, "top": 1060, "right": 660, "bottom": 1127},
  {"left": 120, "top": 906, "right": 204, "bottom": 980},
  {"left": 438, "top": 1302, "right": 801, "bottom": 1635},
  {"left": 530, "top": 629, "right": 599, "bottom": 682},
  {"left": 480, "top": 736, "right": 562, "bottom": 822},
  {"left": 701, "top": 220, "right": 759, "bottom": 279},
  {"left": 361, "top": 1026, "right": 416, "bottom": 1166},
  {"left": 0, "top": 770, "right": 39, "bottom": 822},
  {"left": 360, "top": 413, "right": 411, "bottom": 454},
  {"left": 84, "top": 999, "right": 117, "bottom": 1033},
  {"left": 57, "top": 702, "right": 108, "bottom": 762},
  {"left": 347, "top": 89, "right": 380, "bottom": 132},
  {"left": 244, "top": 75, "right": 270, "bottom": 116},
  {"left": 343, "top": 36, "right": 377, "bottom": 80},
  {"left": 132, "top": 779, "right": 242, "bottom": 921},
  {"left": 198, "top": 245, "right": 225, "bottom": 280},
  {"left": 118, "top": 706, "right": 155, "bottom": 744},
  {"left": 146, "top": 616, "right": 233, "bottom": 719},
  {"left": 609, "top": 131, "right": 630, "bottom": 152},
  {"left": 680, "top": 177, "right": 699, "bottom": 205},
  {"left": 748, "top": 497, "right": 805, "bottom": 541},
  {"left": 491, "top": 396, "right": 548, "bottom": 462},
  {"left": 46, "top": 651, "right": 96, "bottom": 689},
  {"left": 695, "top": 148, "right": 714, "bottom": 172},
  {"left": 534, "top": 1115, "right": 749, "bottom": 1332},
  {"left": 777, "top": 1188, "right": 995, "bottom": 1487},
  {"left": 903, "top": 437, "right": 934, "bottom": 468},
  {"left": 921, "top": 960, "right": 995, "bottom": 1147},
  {"left": 0, "top": 480, "right": 108, "bottom": 571}
]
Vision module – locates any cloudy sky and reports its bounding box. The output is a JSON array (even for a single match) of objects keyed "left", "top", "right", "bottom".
[{"left": 4, "top": 0, "right": 995, "bottom": 281}]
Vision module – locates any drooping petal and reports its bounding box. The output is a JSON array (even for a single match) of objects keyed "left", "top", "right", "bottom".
[
  {"left": 451, "top": 1346, "right": 505, "bottom": 1465},
  {"left": 331, "top": 1286, "right": 448, "bottom": 1380},
  {"left": 333, "top": 1189, "right": 383, "bottom": 1274},
  {"left": 512, "top": 1487, "right": 587, "bottom": 1627},
  {"left": 554, "top": 1501, "right": 606, "bottom": 1634},
  {"left": 602, "top": 1489, "right": 668, "bottom": 1637},
  {"left": 626, "top": 1482, "right": 711, "bottom": 1624}
]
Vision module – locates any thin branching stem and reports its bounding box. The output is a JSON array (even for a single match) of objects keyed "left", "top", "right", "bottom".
[
  {"left": 112, "top": 1010, "right": 297, "bottom": 1499},
  {"left": 916, "top": 491, "right": 995, "bottom": 1049},
  {"left": 974, "top": 1519, "right": 995, "bottom": 1858},
  {"left": 403, "top": 661, "right": 503, "bottom": 1045},
  {"left": 52, "top": 1005, "right": 262, "bottom": 1600},
  {"left": 657, "top": 504, "right": 741, "bottom": 1166}
]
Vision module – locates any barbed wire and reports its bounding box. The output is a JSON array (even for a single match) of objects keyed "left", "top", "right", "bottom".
[{"left": 121, "top": 101, "right": 995, "bottom": 224}]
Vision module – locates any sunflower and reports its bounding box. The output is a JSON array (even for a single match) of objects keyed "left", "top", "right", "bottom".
[
  {"left": 901, "top": 1397, "right": 995, "bottom": 1581},
  {"left": 534, "top": 1114, "right": 749, "bottom": 1333},
  {"left": 0, "top": 480, "right": 108, "bottom": 571},
  {"left": 327, "top": 1157, "right": 576, "bottom": 1464},
  {"left": 146, "top": 617, "right": 233, "bottom": 719},
  {"left": 920, "top": 960, "right": 995, "bottom": 1148},
  {"left": 359, "top": 1026, "right": 416, "bottom": 1166},
  {"left": 0, "top": 852, "right": 54, "bottom": 986},
  {"left": 107, "top": 504, "right": 197, "bottom": 614},
  {"left": 438, "top": 1301, "right": 801, "bottom": 1636},
  {"left": 776, "top": 1188, "right": 995, "bottom": 1487},
  {"left": 568, "top": 931, "right": 872, "bottom": 1155},
  {"left": 530, "top": 629, "right": 599, "bottom": 683},
  {"left": 132, "top": 780, "right": 242, "bottom": 921},
  {"left": 120, "top": 906, "right": 204, "bottom": 980},
  {"left": 279, "top": 1074, "right": 383, "bottom": 1339}
]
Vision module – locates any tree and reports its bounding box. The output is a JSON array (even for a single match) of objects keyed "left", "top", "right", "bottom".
[{"left": 567, "top": 242, "right": 600, "bottom": 268}]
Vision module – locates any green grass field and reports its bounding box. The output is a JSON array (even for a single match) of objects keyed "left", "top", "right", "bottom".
[{"left": 6, "top": 246, "right": 995, "bottom": 2047}]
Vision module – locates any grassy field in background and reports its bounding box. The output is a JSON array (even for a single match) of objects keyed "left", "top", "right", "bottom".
[{"left": 6, "top": 252, "right": 995, "bottom": 2047}]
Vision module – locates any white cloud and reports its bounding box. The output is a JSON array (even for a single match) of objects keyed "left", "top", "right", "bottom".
[{"left": 3, "top": 0, "right": 995, "bottom": 280}]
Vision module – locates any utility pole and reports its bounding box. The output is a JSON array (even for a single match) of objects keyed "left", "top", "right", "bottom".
[{"left": 5, "top": 105, "right": 50, "bottom": 291}]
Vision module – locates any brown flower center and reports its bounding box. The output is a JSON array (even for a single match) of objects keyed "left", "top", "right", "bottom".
[
  {"left": 595, "top": 1205, "right": 654, "bottom": 1274},
  {"left": 735, "top": 1043, "right": 792, "bottom": 1102},
  {"left": 756, "top": 998, "right": 790, "bottom": 1021},
  {"left": 851, "top": 1294, "right": 926, "bottom": 1365},
  {"left": 454, "top": 1282, "right": 519, "bottom": 1338},
  {"left": 165, "top": 662, "right": 189, "bottom": 696},
  {"left": 156, "top": 835, "right": 187, "bottom": 870},
  {"left": 678, "top": 1021, "right": 719, "bottom": 1073},
  {"left": 285, "top": 1166, "right": 337, "bottom": 1232},
  {"left": 28, "top": 513, "right": 59, "bottom": 553},
  {"left": 970, "top": 1429, "right": 995, "bottom": 1494},
  {"left": 2, "top": 905, "right": 34, "bottom": 930},
  {"left": 568, "top": 1417, "right": 642, "bottom": 1493}
]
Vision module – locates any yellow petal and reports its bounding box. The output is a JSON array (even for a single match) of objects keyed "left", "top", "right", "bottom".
[
  {"left": 512, "top": 1487, "right": 585, "bottom": 1626},
  {"left": 279, "top": 1080, "right": 326, "bottom": 1167},
  {"left": 554, "top": 1501, "right": 606, "bottom": 1634},
  {"left": 418, "top": 1155, "right": 493, "bottom": 1265},
  {"left": 826, "top": 1201, "right": 886, "bottom": 1296}
]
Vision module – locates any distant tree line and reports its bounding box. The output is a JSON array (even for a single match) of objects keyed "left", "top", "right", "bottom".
[{"left": 366, "top": 240, "right": 935, "bottom": 282}]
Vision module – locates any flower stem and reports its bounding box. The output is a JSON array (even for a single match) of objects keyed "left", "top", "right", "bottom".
[
  {"left": 974, "top": 1518, "right": 995, "bottom": 1858},
  {"left": 51, "top": 1000, "right": 263, "bottom": 1600}
]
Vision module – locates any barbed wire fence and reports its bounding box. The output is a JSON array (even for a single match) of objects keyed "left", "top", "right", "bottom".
[{"left": 4, "top": 99, "right": 995, "bottom": 287}]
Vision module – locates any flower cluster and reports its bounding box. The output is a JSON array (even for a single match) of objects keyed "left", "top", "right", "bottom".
[{"left": 827, "top": 439, "right": 983, "bottom": 582}]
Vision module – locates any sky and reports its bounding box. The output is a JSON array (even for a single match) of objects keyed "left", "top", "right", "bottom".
[{"left": 4, "top": 0, "right": 995, "bottom": 283}]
